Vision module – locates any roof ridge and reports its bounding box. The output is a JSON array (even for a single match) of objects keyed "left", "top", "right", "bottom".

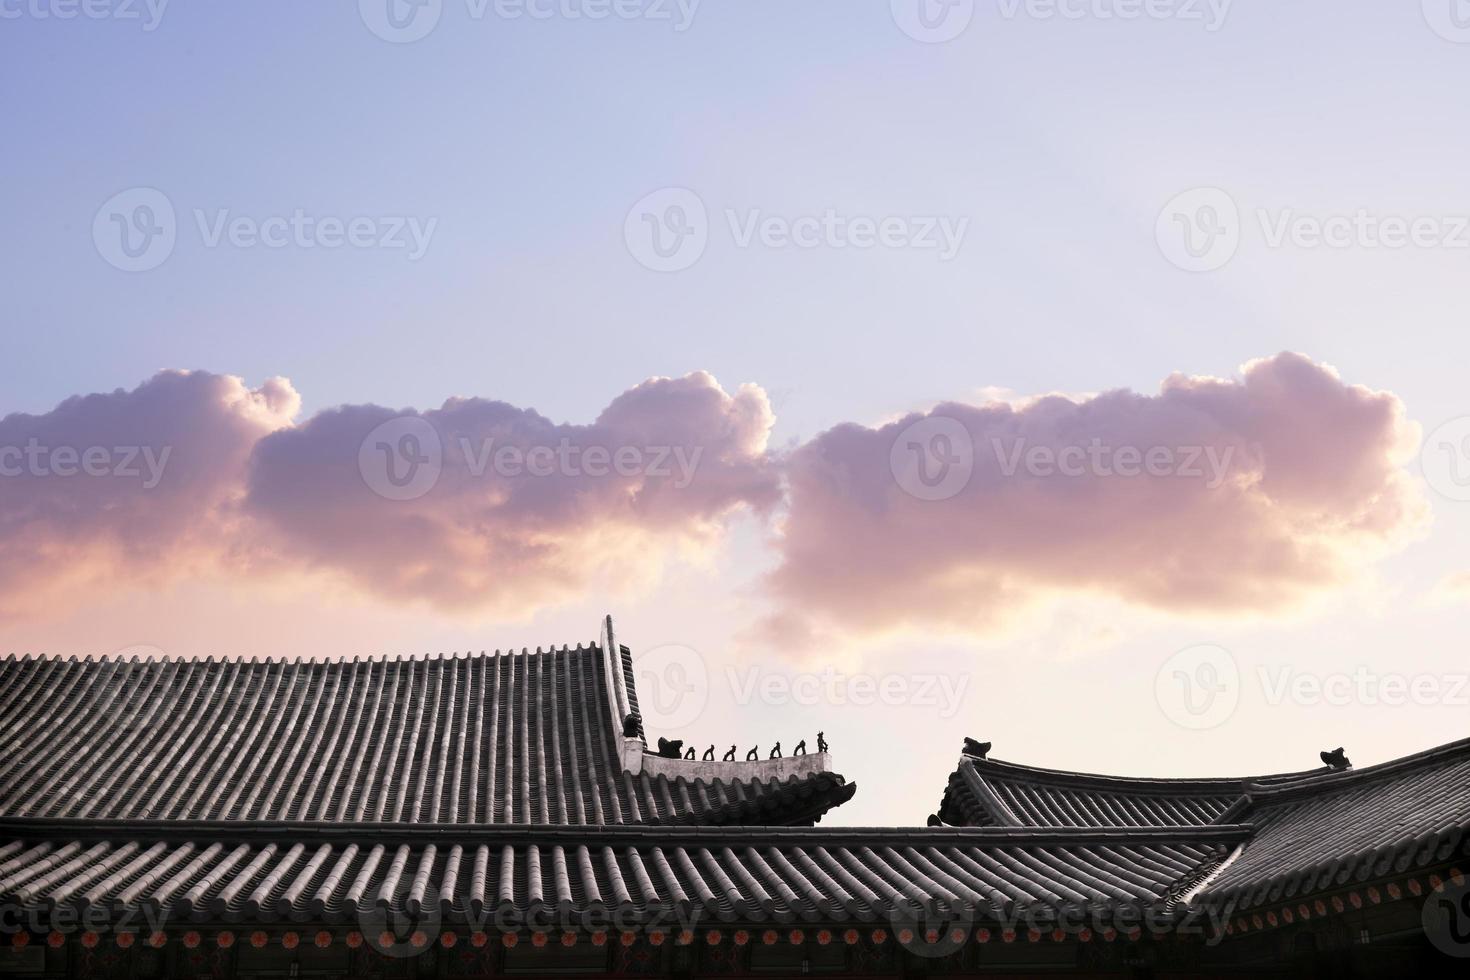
[
  {"left": 0, "top": 815, "right": 1253, "bottom": 847},
  {"left": 964, "top": 756, "right": 1325, "bottom": 794},
  {"left": 1229, "top": 735, "right": 1470, "bottom": 809},
  {"left": 2, "top": 643, "right": 604, "bottom": 665}
]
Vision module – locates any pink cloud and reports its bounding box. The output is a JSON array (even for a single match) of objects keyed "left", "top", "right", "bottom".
[
  {"left": 242, "top": 372, "right": 781, "bottom": 613},
  {"left": 762, "top": 353, "right": 1428, "bottom": 644},
  {"left": 0, "top": 357, "right": 1428, "bottom": 635},
  {"left": 0, "top": 371, "right": 298, "bottom": 621}
]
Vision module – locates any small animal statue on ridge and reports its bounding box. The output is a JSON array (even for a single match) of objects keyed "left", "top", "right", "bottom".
[
  {"left": 703, "top": 745, "right": 715, "bottom": 761},
  {"left": 964, "top": 738, "right": 991, "bottom": 759},
  {"left": 770, "top": 742, "right": 783, "bottom": 759},
  {"left": 684, "top": 746, "right": 695, "bottom": 760},
  {"left": 927, "top": 814, "right": 944, "bottom": 827},
  {"left": 656, "top": 737, "right": 684, "bottom": 760},
  {"left": 793, "top": 739, "right": 807, "bottom": 756},
  {"left": 746, "top": 746, "right": 759, "bottom": 761},
  {"left": 622, "top": 713, "right": 641, "bottom": 738},
  {"left": 816, "top": 731, "right": 828, "bottom": 753},
  {"left": 723, "top": 745, "right": 736, "bottom": 762},
  {"left": 1321, "top": 747, "right": 1351, "bottom": 770}
]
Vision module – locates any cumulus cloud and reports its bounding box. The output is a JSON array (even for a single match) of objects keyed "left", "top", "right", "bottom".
[
  {"left": 762, "top": 353, "right": 1428, "bottom": 646},
  {"left": 0, "top": 369, "right": 779, "bottom": 622},
  {"left": 1, "top": 356, "right": 1429, "bottom": 635},
  {"left": 0, "top": 371, "right": 299, "bottom": 620},
  {"left": 243, "top": 372, "right": 781, "bottom": 613}
]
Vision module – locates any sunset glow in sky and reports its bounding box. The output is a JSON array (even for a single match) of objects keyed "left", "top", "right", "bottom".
[{"left": 5, "top": 1, "right": 1470, "bottom": 824}]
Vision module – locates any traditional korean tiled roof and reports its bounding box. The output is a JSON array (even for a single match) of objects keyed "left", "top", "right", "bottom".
[
  {"left": 1197, "top": 737, "right": 1470, "bottom": 911},
  {"left": 938, "top": 753, "right": 1322, "bottom": 829},
  {"left": 0, "top": 821, "right": 1241, "bottom": 926},
  {"left": 0, "top": 629, "right": 852, "bottom": 827}
]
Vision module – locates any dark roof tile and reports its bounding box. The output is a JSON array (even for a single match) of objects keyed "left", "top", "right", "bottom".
[
  {"left": 939, "top": 755, "right": 1322, "bottom": 829},
  {"left": 0, "top": 634, "right": 851, "bottom": 827},
  {"left": 0, "top": 824, "right": 1237, "bottom": 924}
]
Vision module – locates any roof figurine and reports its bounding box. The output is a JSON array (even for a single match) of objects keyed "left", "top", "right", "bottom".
[
  {"left": 1320, "top": 746, "right": 1351, "bottom": 770},
  {"left": 963, "top": 737, "right": 992, "bottom": 759}
]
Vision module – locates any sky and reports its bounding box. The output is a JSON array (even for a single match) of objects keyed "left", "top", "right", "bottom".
[{"left": 3, "top": 1, "right": 1470, "bottom": 826}]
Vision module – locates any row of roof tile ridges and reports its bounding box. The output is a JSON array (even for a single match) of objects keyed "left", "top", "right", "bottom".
[
  {"left": 1199, "top": 736, "right": 1470, "bottom": 909},
  {"left": 939, "top": 755, "right": 1329, "bottom": 829},
  {"left": 0, "top": 647, "right": 848, "bottom": 827},
  {"left": 0, "top": 831, "right": 1228, "bottom": 923}
]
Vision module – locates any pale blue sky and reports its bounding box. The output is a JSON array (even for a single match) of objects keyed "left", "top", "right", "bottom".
[{"left": 4, "top": 1, "right": 1470, "bottom": 823}]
